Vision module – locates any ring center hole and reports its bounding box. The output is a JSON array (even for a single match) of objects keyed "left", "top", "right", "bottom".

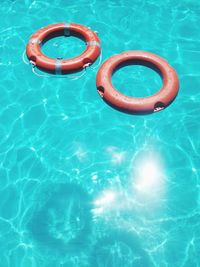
[
  {"left": 112, "top": 62, "right": 162, "bottom": 98},
  {"left": 41, "top": 36, "right": 86, "bottom": 59}
]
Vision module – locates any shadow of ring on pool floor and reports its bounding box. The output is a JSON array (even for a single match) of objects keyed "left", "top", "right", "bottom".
[
  {"left": 90, "top": 229, "right": 152, "bottom": 267},
  {"left": 27, "top": 183, "right": 92, "bottom": 255}
]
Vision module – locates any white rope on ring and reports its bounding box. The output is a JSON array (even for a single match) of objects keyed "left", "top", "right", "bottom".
[
  {"left": 23, "top": 49, "right": 100, "bottom": 80},
  {"left": 31, "top": 64, "right": 87, "bottom": 80},
  {"left": 22, "top": 50, "right": 29, "bottom": 65},
  {"left": 23, "top": 48, "right": 87, "bottom": 79},
  {"left": 31, "top": 65, "right": 50, "bottom": 78},
  {"left": 91, "top": 49, "right": 102, "bottom": 70},
  {"left": 69, "top": 68, "right": 87, "bottom": 80}
]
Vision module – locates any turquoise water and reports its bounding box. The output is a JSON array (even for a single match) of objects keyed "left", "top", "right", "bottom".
[{"left": 0, "top": 0, "right": 200, "bottom": 266}]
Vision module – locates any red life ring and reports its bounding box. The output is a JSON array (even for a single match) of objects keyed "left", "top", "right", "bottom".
[
  {"left": 96, "top": 51, "right": 179, "bottom": 114},
  {"left": 26, "top": 23, "right": 101, "bottom": 74}
]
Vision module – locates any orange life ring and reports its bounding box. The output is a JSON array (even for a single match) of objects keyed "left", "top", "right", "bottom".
[
  {"left": 96, "top": 51, "right": 179, "bottom": 114},
  {"left": 26, "top": 23, "right": 101, "bottom": 74}
]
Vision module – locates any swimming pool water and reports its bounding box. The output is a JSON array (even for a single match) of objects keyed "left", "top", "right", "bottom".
[{"left": 0, "top": 0, "right": 200, "bottom": 266}]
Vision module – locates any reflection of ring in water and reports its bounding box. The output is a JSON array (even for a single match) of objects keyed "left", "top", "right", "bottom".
[
  {"left": 27, "top": 183, "right": 92, "bottom": 254},
  {"left": 90, "top": 230, "right": 152, "bottom": 267}
]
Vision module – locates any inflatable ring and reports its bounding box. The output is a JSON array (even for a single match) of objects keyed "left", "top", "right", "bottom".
[
  {"left": 26, "top": 23, "right": 101, "bottom": 74},
  {"left": 96, "top": 51, "right": 179, "bottom": 114}
]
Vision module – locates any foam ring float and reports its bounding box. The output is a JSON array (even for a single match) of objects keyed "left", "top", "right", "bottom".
[
  {"left": 96, "top": 51, "right": 179, "bottom": 114},
  {"left": 26, "top": 23, "right": 101, "bottom": 74}
]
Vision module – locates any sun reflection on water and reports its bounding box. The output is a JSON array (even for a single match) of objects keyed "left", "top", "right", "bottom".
[
  {"left": 93, "top": 190, "right": 117, "bottom": 215},
  {"left": 92, "top": 150, "right": 166, "bottom": 218},
  {"left": 132, "top": 151, "right": 166, "bottom": 207}
]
